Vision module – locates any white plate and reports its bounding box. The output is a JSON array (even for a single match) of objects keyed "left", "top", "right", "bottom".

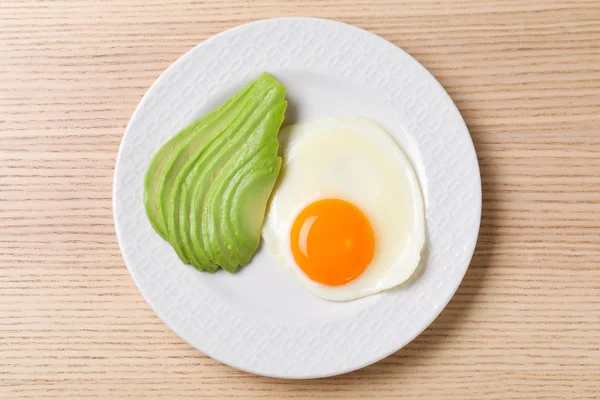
[{"left": 113, "top": 17, "right": 481, "bottom": 379}]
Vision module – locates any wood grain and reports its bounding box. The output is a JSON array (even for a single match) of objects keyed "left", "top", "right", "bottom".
[{"left": 1, "top": 0, "right": 599, "bottom": 398}]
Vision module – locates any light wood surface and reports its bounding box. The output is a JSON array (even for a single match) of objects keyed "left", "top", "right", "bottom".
[{"left": 1, "top": 0, "right": 599, "bottom": 398}]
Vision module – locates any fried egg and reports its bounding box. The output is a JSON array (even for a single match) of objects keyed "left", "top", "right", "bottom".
[{"left": 262, "top": 117, "right": 425, "bottom": 301}]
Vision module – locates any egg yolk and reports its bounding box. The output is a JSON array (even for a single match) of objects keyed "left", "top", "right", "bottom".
[{"left": 290, "top": 199, "right": 375, "bottom": 286}]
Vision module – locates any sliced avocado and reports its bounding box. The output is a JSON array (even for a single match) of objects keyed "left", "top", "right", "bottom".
[
  {"left": 199, "top": 94, "right": 285, "bottom": 271},
  {"left": 163, "top": 80, "right": 269, "bottom": 267},
  {"left": 143, "top": 72, "right": 286, "bottom": 273},
  {"left": 187, "top": 79, "right": 286, "bottom": 269},
  {"left": 177, "top": 78, "right": 281, "bottom": 269},
  {"left": 204, "top": 102, "right": 285, "bottom": 270},
  {"left": 203, "top": 105, "right": 283, "bottom": 269}
]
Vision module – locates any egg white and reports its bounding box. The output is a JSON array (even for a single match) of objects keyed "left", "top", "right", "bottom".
[{"left": 262, "top": 117, "right": 425, "bottom": 301}]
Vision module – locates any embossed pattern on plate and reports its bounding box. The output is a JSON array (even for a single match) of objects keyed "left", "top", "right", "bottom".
[{"left": 113, "top": 17, "right": 481, "bottom": 378}]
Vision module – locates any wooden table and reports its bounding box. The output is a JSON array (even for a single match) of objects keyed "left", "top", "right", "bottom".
[{"left": 2, "top": 1, "right": 599, "bottom": 398}]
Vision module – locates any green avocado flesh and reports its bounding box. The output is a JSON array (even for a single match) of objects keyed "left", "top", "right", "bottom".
[{"left": 143, "top": 72, "right": 286, "bottom": 273}]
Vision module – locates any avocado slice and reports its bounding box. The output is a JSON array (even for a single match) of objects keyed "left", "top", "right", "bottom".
[
  {"left": 218, "top": 148, "right": 281, "bottom": 268},
  {"left": 186, "top": 79, "right": 285, "bottom": 270},
  {"left": 204, "top": 102, "right": 285, "bottom": 270},
  {"left": 213, "top": 146, "right": 279, "bottom": 266},
  {"left": 229, "top": 159, "right": 282, "bottom": 265}
]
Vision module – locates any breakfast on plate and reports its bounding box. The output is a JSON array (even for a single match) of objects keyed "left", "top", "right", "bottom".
[{"left": 144, "top": 72, "right": 425, "bottom": 300}]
